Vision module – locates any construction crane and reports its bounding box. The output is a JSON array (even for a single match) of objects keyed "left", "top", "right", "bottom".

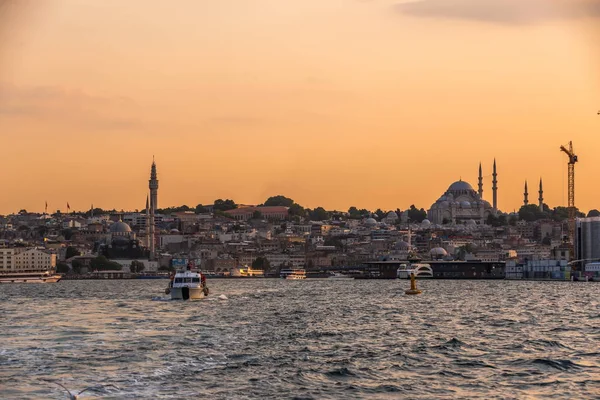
[{"left": 560, "top": 141, "right": 578, "bottom": 244}]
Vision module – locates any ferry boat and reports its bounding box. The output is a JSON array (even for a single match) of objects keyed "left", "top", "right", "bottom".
[
  {"left": 165, "top": 263, "right": 209, "bottom": 300},
  {"left": 230, "top": 266, "right": 265, "bottom": 277},
  {"left": 280, "top": 268, "right": 306, "bottom": 280},
  {"left": 0, "top": 271, "right": 62, "bottom": 284}
]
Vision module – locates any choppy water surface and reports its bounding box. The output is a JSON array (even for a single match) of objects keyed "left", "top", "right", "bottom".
[{"left": 1, "top": 279, "right": 600, "bottom": 399}]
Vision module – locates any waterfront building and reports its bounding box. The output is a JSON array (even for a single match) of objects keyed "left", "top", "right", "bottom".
[
  {"left": 0, "top": 248, "right": 56, "bottom": 272},
  {"left": 575, "top": 217, "right": 600, "bottom": 269}
]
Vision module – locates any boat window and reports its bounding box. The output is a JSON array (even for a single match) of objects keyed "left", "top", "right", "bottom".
[
  {"left": 174, "top": 278, "right": 183, "bottom": 283},
  {"left": 184, "top": 278, "right": 192, "bottom": 283},
  {"left": 192, "top": 278, "right": 200, "bottom": 283}
]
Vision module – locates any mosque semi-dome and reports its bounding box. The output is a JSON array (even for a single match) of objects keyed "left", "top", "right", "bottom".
[
  {"left": 395, "top": 240, "right": 410, "bottom": 251},
  {"left": 460, "top": 201, "right": 471, "bottom": 208}
]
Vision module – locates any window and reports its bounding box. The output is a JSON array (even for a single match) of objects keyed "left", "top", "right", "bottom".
[
  {"left": 174, "top": 278, "right": 183, "bottom": 283},
  {"left": 184, "top": 278, "right": 192, "bottom": 283},
  {"left": 192, "top": 278, "right": 200, "bottom": 283}
]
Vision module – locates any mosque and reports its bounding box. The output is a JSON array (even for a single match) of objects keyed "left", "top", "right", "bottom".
[
  {"left": 428, "top": 160, "right": 498, "bottom": 225},
  {"left": 100, "top": 159, "right": 159, "bottom": 260}
]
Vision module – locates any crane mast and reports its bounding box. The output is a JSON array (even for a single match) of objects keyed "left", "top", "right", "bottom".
[{"left": 559, "top": 141, "right": 578, "bottom": 245}]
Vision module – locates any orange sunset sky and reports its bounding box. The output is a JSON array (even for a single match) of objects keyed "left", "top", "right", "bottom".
[{"left": 1, "top": 0, "right": 599, "bottom": 215}]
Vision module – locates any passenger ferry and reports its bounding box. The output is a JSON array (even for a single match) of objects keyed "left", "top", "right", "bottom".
[
  {"left": 165, "top": 263, "right": 209, "bottom": 300},
  {"left": 0, "top": 270, "right": 62, "bottom": 284},
  {"left": 280, "top": 268, "right": 306, "bottom": 280},
  {"left": 230, "top": 266, "right": 265, "bottom": 277},
  {"left": 397, "top": 263, "right": 434, "bottom": 279}
]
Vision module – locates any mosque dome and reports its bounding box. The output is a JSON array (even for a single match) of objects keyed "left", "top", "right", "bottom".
[
  {"left": 467, "top": 219, "right": 477, "bottom": 226},
  {"left": 460, "top": 201, "right": 471, "bottom": 208},
  {"left": 110, "top": 220, "right": 132, "bottom": 233},
  {"left": 430, "top": 247, "right": 448, "bottom": 257},
  {"left": 421, "top": 219, "right": 431, "bottom": 226},
  {"left": 395, "top": 240, "right": 410, "bottom": 251},
  {"left": 386, "top": 211, "right": 398, "bottom": 219},
  {"left": 448, "top": 180, "right": 474, "bottom": 192},
  {"left": 365, "top": 218, "right": 378, "bottom": 227}
]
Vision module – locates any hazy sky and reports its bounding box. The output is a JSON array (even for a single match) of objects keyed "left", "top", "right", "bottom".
[{"left": 1, "top": 0, "right": 599, "bottom": 214}]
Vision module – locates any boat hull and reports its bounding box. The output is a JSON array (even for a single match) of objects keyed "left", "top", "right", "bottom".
[
  {"left": 170, "top": 287, "right": 206, "bottom": 300},
  {"left": 0, "top": 275, "right": 61, "bottom": 284}
]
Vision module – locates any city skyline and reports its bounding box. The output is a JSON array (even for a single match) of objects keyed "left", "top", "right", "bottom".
[{"left": 1, "top": 1, "right": 599, "bottom": 214}]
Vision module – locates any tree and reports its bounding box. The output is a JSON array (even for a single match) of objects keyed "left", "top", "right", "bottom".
[
  {"left": 252, "top": 210, "right": 262, "bottom": 220},
  {"left": 56, "top": 263, "right": 69, "bottom": 274},
  {"left": 550, "top": 206, "right": 570, "bottom": 222},
  {"left": 518, "top": 205, "right": 547, "bottom": 222},
  {"left": 309, "top": 207, "right": 330, "bottom": 221},
  {"left": 65, "top": 246, "right": 80, "bottom": 260},
  {"left": 588, "top": 209, "right": 600, "bottom": 217},
  {"left": 213, "top": 199, "right": 237, "bottom": 211},
  {"left": 157, "top": 205, "right": 193, "bottom": 214},
  {"left": 195, "top": 204, "right": 209, "bottom": 214},
  {"left": 61, "top": 229, "right": 73, "bottom": 240},
  {"left": 288, "top": 203, "right": 306, "bottom": 218},
  {"left": 407, "top": 205, "right": 427, "bottom": 223},
  {"left": 264, "top": 195, "right": 295, "bottom": 207},
  {"left": 252, "top": 256, "right": 271, "bottom": 272},
  {"left": 71, "top": 259, "right": 83, "bottom": 274},
  {"left": 542, "top": 235, "right": 552, "bottom": 245},
  {"left": 130, "top": 260, "right": 145, "bottom": 273},
  {"left": 90, "top": 256, "right": 122, "bottom": 271},
  {"left": 487, "top": 214, "right": 508, "bottom": 227}
]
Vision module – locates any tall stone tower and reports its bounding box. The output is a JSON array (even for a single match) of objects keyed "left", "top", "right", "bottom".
[
  {"left": 492, "top": 158, "right": 498, "bottom": 213},
  {"left": 149, "top": 159, "right": 159, "bottom": 212},
  {"left": 148, "top": 159, "right": 159, "bottom": 260},
  {"left": 523, "top": 180, "right": 529, "bottom": 206},
  {"left": 538, "top": 178, "right": 544, "bottom": 212},
  {"left": 478, "top": 162, "right": 483, "bottom": 199}
]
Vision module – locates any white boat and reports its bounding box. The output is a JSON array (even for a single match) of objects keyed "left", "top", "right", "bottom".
[
  {"left": 280, "top": 268, "right": 306, "bottom": 280},
  {"left": 166, "top": 266, "right": 209, "bottom": 300},
  {"left": 328, "top": 272, "right": 353, "bottom": 279},
  {"left": 397, "top": 263, "right": 434, "bottom": 279},
  {"left": 0, "top": 271, "right": 62, "bottom": 284}
]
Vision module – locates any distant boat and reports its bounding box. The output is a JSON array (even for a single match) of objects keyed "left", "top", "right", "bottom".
[
  {"left": 230, "top": 266, "right": 265, "bottom": 277},
  {"left": 280, "top": 268, "right": 306, "bottom": 280},
  {"left": 328, "top": 272, "right": 353, "bottom": 279},
  {"left": 0, "top": 271, "right": 62, "bottom": 284}
]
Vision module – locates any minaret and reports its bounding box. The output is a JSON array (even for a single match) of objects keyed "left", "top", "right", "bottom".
[
  {"left": 149, "top": 158, "right": 159, "bottom": 211},
  {"left": 149, "top": 159, "right": 159, "bottom": 260},
  {"left": 538, "top": 178, "right": 544, "bottom": 212},
  {"left": 145, "top": 195, "right": 150, "bottom": 249},
  {"left": 523, "top": 181, "right": 529, "bottom": 206},
  {"left": 478, "top": 162, "right": 483, "bottom": 199},
  {"left": 492, "top": 158, "right": 498, "bottom": 213}
]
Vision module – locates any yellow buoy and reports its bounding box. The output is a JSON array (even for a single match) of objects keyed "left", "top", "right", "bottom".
[{"left": 405, "top": 273, "right": 422, "bottom": 295}]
